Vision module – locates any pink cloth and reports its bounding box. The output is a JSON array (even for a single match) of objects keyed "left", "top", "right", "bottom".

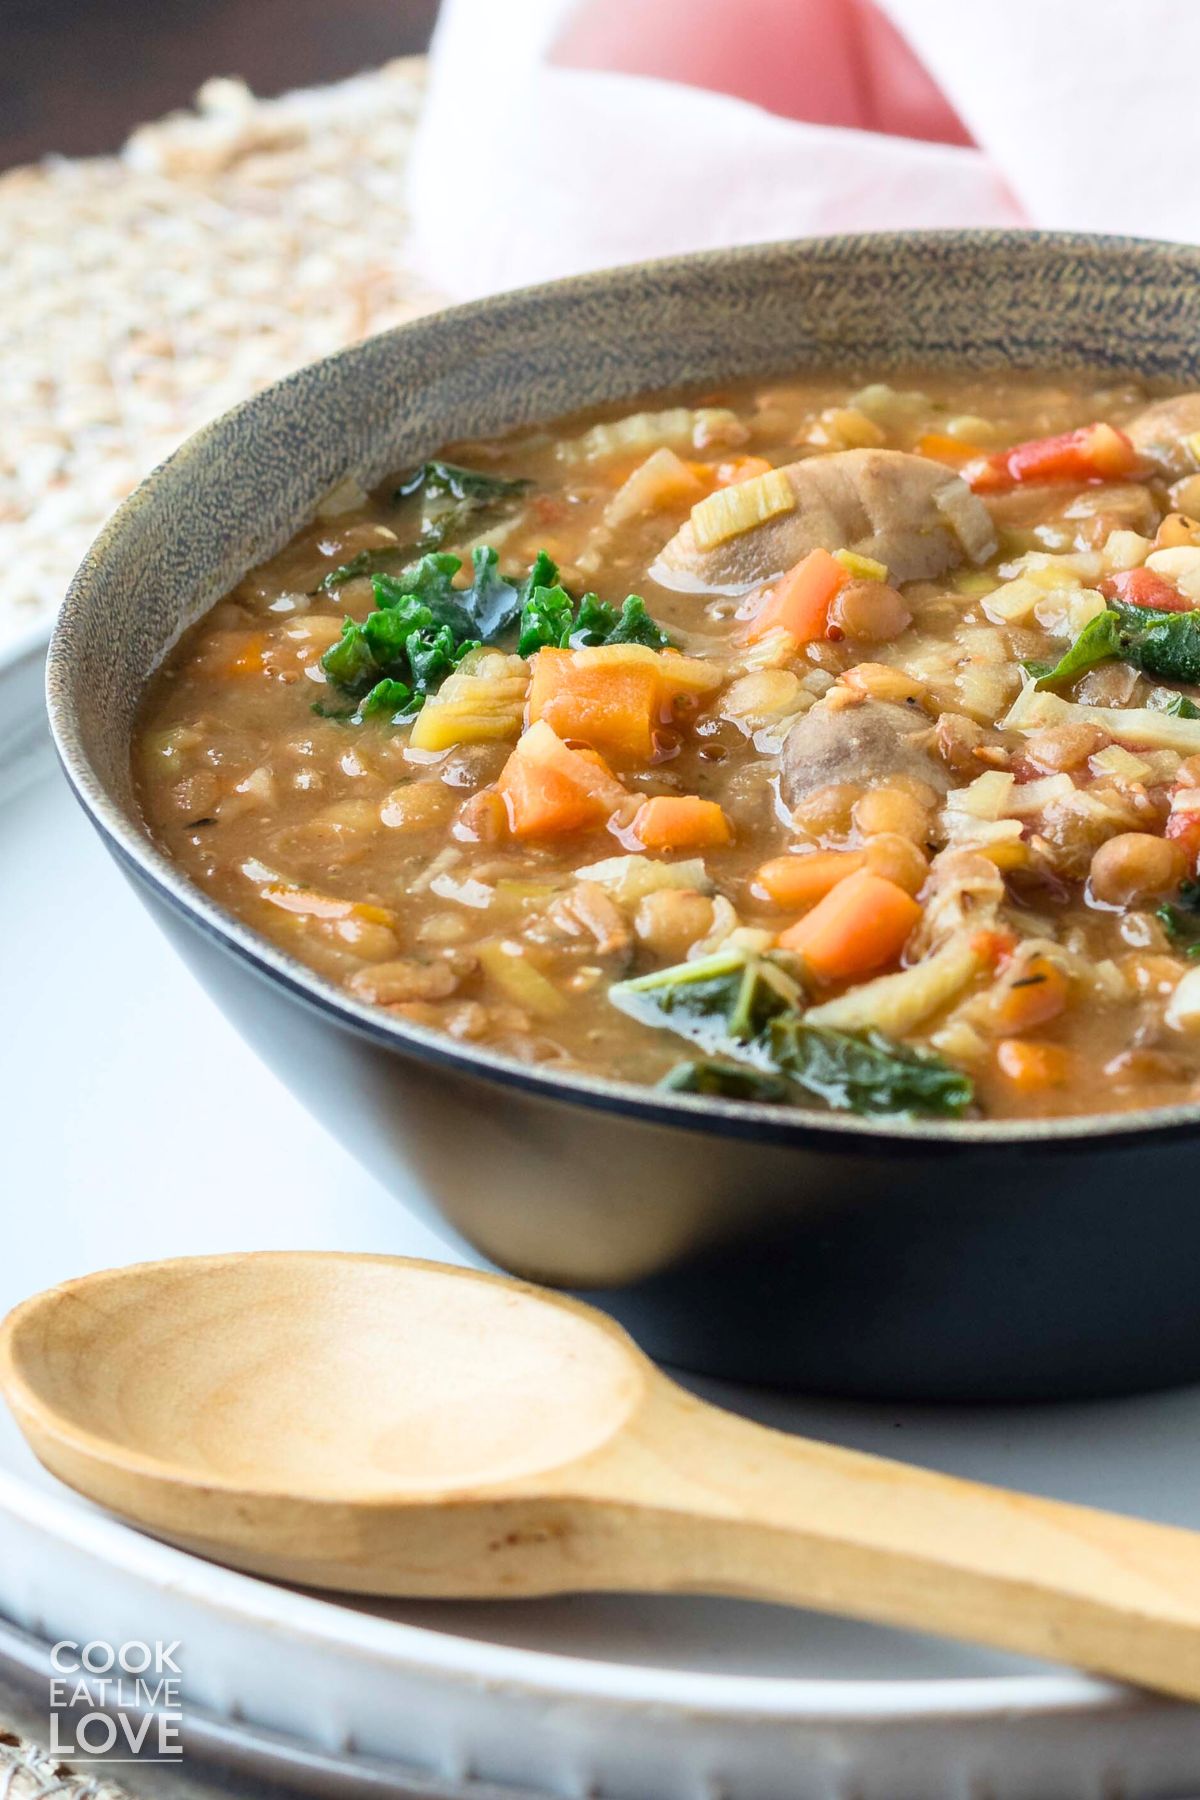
[
  {"left": 408, "top": 0, "right": 1200, "bottom": 299},
  {"left": 554, "top": 0, "right": 975, "bottom": 147}
]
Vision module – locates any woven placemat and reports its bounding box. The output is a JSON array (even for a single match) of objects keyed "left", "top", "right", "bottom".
[{"left": 0, "top": 55, "right": 442, "bottom": 653}]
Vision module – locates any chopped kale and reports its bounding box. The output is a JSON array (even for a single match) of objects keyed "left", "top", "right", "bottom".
[
  {"left": 518, "top": 583, "right": 576, "bottom": 656},
  {"left": 408, "top": 624, "right": 477, "bottom": 694},
  {"left": 611, "top": 947, "right": 974, "bottom": 1118},
  {"left": 1031, "top": 609, "right": 1123, "bottom": 689},
  {"left": 1034, "top": 601, "right": 1200, "bottom": 691},
  {"left": 320, "top": 539, "right": 672, "bottom": 725},
  {"left": 1150, "top": 690, "right": 1200, "bottom": 719},
  {"left": 1156, "top": 878, "right": 1200, "bottom": 958},
  {"left": 518, "top": 569, "right": 673, "bottom": 658},
  {"left": 321, "top": 618, "right": 380, "bottom": 694},
  {"left": 321, "top": 548, "right": 518, "bottom": 711},
  {"left": 395, "top": 459, "right": 530, "bottom": 511},
  {"left": 461, "top": 547, "right": 521, "bottom": 640},
  {"left": 375, "top": 549, "right": 519, "bottom": 642},
  {"left": 319, "top": 462, "right": 531, "bottom": 590},
  {"left": 394, "top": 460, "right": 531, "bottom": 548},
  {"left": 357, "top": 677, "right": 417, "bottom": 721},
  {"left": 767, "top": 1020, "right": 974, "bottom": 1118},
  {"left": 573, "top": 593, "right": 672, "bottom": 650},
  {"left": 322, "top": 545, "right": 413, "bottom": 590},
  {"left": 660, "top": 1059, "right": 790, "bottom": 1102},
  {"left": 609, "top": 947, "right": 802, "bottom": 1059}
]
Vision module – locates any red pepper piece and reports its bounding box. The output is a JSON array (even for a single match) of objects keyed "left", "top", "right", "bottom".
[
  {"left": 1100, "top": 567, "right": 1194, "bottom": 612},
  {"left": 965, "top": 422, "right": 1138, "bottom": 493}
]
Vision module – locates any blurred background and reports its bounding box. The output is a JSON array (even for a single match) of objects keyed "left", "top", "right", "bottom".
[{"left": 0, "top": 0, "right": 440, "bottom": 168}]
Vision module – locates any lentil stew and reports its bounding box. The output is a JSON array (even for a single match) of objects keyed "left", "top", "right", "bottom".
[{"left": 135, "top": 371, "right": 1200, "bottom": 1121}]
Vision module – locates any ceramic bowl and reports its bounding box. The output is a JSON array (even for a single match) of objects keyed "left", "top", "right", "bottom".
[{"left": 48, "top": 231, "right": 1200, "bottom": 1401}]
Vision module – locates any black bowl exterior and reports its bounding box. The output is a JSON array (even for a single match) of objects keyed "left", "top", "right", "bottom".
[{"left": 48, "top": 232, "right": 1200, "bottom": 1400}]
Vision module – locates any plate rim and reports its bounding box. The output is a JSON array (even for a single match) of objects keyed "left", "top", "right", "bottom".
[{"left": 0, "top": 1462, "right": 1130, "bottom": 1727}]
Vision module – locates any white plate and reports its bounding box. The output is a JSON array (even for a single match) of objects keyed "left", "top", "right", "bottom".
[{"left": 5, "top": 627, "right": 1200, "bottom": 1797}]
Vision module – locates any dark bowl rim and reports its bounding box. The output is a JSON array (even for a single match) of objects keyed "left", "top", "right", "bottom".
[{"left": 46, "top": 225, "right": 1200, "bottom": 1152}]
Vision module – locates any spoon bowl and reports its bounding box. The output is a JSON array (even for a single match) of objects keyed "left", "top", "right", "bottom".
[
  {"left": 9, "top": 1251, "right": 1200, "bottom": 1704},
  {"left": 8, "top": 1253, "right": 643, "bottom": 1499}
]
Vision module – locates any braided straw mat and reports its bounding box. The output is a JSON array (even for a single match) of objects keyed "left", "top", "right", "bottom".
[{"left": 0, "top": 56, "right": 440, "bottom": 652}]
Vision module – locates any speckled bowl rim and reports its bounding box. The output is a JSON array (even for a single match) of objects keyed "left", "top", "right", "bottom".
[{"left": 46, "top": 228, "right": 1200, "bottom": 1152}]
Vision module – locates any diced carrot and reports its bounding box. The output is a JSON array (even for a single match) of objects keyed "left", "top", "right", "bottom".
[
  {"left": 496, "top": 720, "right": 626, "bottom": 838},
  {"left": 965, "top": 422, "right": 1137, "bottom": 493},
  {"left": 1100, "top": 566, "right": 1192, "bottom": 612},
  {"left": 708, "top": 454, "right": 774, "bottom": 487},
  {"left": 221, "top": 633, "right": 270, "bottom": 676},
  {"left": 970, "top": 926, "right": 1019, "bottom": 970},
  {"left": 528, "top": 647, "right": 661, "bottom": 760},
  {"left": 528, "top": 645, "right": 722, "bottom": 761},
  {"left": 994, "top": 1038, "right": 1072, "bottom": 1090},
  {"left": 985, "top": 954, "right": 1070, "bottom": 1034},
  {"left": 632, "top": 794, "right": 732, "bottom": 851},
  {"left": 915, "top": 431, "right": 987, "bottom": 469},
  {"left": 262, "top": 885, "right": 395, "bottom": 925},
  {"left": 753, "top": 850, "right": 865, "bottom": 910},
  {"left": 775, "top": 869, "right": 922, "bottom": 984},
  {"left": 742, "top": 547, "right": 847, "bottom": 647}
]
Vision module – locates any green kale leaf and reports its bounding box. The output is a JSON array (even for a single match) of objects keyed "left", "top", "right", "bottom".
[
  {"left": 320, "top": 619, "right": 380, "bottom": 694},
  {"left": 518, "top": 583, "right": 576, "bottom": 656},
  {"left": 1035, "top": 602, "right": 1200, "bottom": 692},
  {"left": 1150, "top": 690, "right": 1200, "bottom": 719},
  {"left": 611, "top": 949, "right": 974, "bottom": 1117},
  {"left": 356, "top": 678, "right": 417, "bottom": 721},
  {"left": 320, "top": 462, "right": 531, "bottom": 590},
  {"left": 659, "top": 1059, "right": 790, "bottom": 1101},
  {"left": 394, "top": 460, "right": 531, "bottom": 547},
  {"left": 322, "top": 545, "right": 413, "bottom": 591},
  {"left": 609, "top": 948, "right": 803, "bottom": 1060},
  {"left": 573, "top": 593, "right": 673, "bottom": 650},
  {"left": 321, "top": 539, "right": 672, "bottom": 724},
  {"left": 1031, "top": 609, "right": 1124, "bottom": 689},
  {"left": 518, "top": 565, "right": 674, "bottom": 657},
  {"left": 1156, "top": 877, "right": 1200, "bottom": 958},
  {"left": 767, "top": 1019, "right": 975, "bottom": 1118}
]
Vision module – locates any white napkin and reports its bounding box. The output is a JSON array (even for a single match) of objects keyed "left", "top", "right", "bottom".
[{"left": 408, "top": 0, "right": 1200, "bottom": 301}]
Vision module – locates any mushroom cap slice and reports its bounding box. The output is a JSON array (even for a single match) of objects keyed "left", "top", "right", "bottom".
[
  {"left": 652, "top": 449, "right": 996, "bottom": 594},
  {"left": 781, "top": 697, "right": 952, "bottom": 809},
  {"left": 1127, "top": 393, "right": 1200, "bottom": 479}
]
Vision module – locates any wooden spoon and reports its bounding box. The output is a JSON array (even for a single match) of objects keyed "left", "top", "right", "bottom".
[{"left": 5, "top": 1250, "right": 1200, "bottom": 1699}]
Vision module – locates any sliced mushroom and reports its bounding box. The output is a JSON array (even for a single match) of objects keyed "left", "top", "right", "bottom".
[
  {"left": 651, "top": 449, "right": 996, "bottom": 594},
  {"left": 1127, "top": 393, "right": 1200, "bottom": 479},
  {"left": 780, "top": 697, "right": 953, "bottom": 809}
]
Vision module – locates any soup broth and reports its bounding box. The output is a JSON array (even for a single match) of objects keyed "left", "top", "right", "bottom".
[{"left": 135, "top": 370, "right": 1200, "bottom": 1121}]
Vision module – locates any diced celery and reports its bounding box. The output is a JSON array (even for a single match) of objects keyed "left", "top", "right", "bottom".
[
  {"left": 953, "top": 568, "right": 1000, "bottom": 598},
  {"left": 689, "top": 468, "right": 795, "bottom": 551},
  {"left": 833, "top": 549, "right": 887, "bottom": 582},
  {"left": 476, "top": 939, "right": 567, "bottom": 1017},
  {"left": 558, "top": 408, "right": 745, "bottom": 465}
]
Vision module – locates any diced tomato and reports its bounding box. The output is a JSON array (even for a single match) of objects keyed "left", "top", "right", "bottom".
[
  {"left": 964, "top": 422, "right": 1138, "bottom": 494},
  {"left": 1100, "top": 566, "right": 1193, "bottom": 612},
  {"left": 1166, "top": 809, "right": 1200, "bottom": 862}
]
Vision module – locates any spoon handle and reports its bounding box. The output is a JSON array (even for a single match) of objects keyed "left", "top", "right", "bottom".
[{"left": 592, "top": 1383, "right": 1200, "bottom": 1699}]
